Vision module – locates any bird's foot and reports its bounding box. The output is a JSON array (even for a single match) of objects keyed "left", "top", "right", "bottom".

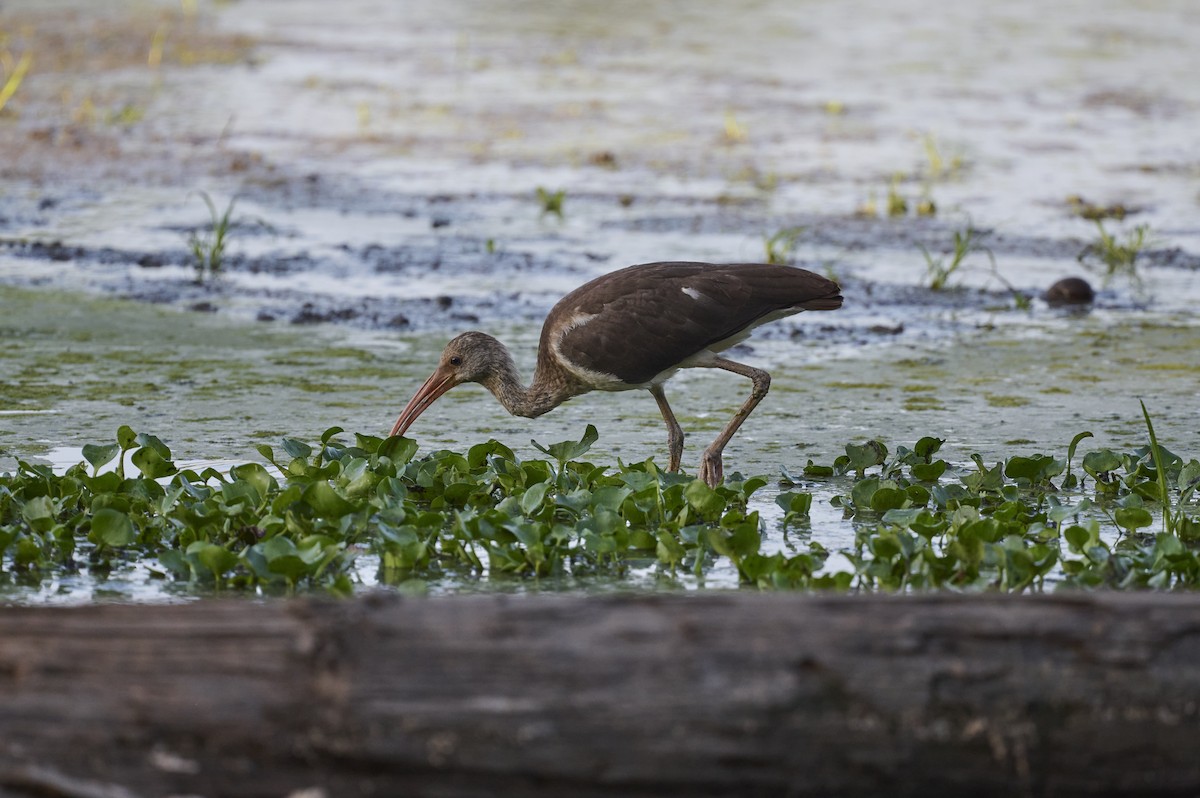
[{"left": 697, "top": 450, "right": 724, "bottom": 488}]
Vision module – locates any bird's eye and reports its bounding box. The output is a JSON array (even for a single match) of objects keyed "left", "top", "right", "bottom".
[{"left": 449, "top": 356, "right": 462, "bottom": 366}]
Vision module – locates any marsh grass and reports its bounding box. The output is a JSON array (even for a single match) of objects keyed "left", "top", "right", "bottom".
[
  {"left": 763, "top": 226, "right": 806, "bottom": 265},
  {"left": 0, "top": 51, "right": 33, "bottom": 114},
  {"left": 920, "top": 224, "right": 990, "bottom": 291},
  {"left": 536, "top": 187, "right": 565, "bottom": 218},
  {"left": 187, "top": 192, "right": 237, "bottom": 283},
  {"left": 1080, "top": 221, "right": 1150, "bottom": 284}
]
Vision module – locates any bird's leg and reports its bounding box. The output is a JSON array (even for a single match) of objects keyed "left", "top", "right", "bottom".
[
  {"left": 697, "top": 358, "right": 771, "bottom": 488},
  {"left": 650, "top": 384, "right": 684, "bottom": 472}
]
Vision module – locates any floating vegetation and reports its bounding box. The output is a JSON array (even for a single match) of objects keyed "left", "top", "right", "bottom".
[
  {"left": 1066, "top": 194, "right": 1132, "bottom": 222},
  {"left": 1078, "top": 220, "right": 1150, "bottom": 284},
  {"left": 2, "top": 413, "right": 1199, "bottom": 596},
  {"left": 187, "top": 191, "right": 237, "bottom": 283},
  {"left": 919, "top": 223, "right": 991, "bottom": 291},
  {"left": 535, "top": 187, "right": 565, "bottom": 218},
  {"left": 921, "top": 133, "right": 966, "bottom": 184},
  {"left": 762, "top": 226, "right": 806, "bottom": 265}
]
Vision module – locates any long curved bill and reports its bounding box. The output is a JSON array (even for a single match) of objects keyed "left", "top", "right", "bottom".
[{"left": 390, "top": 367, "right": 457, "bottom": 437}]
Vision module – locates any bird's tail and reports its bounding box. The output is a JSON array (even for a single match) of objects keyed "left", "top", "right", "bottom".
[{"left": 799, "top": 292, "right": 843, "bottom": 312}]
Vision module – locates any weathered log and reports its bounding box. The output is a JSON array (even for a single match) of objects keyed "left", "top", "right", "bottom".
[{"left": 2, "top": 593, "right": 1200, "bottom": 798}]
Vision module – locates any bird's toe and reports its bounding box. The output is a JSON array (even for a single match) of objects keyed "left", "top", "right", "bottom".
[{"left": 698, "top": 452, "right": 724, "bottom": 488}]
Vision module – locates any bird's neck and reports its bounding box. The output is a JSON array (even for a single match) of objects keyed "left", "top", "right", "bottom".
[{"left": 481, "top": 348, "right": 580, "bottom": 419}]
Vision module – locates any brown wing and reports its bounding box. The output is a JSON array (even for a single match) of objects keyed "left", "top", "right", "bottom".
[{"left": 545, "top": 262, "right": 841, "bottom": 385}]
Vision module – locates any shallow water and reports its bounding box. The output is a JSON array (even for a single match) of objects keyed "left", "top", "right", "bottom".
[{"left": 1, "top": 0, "right": 1198, "bottom": 601}]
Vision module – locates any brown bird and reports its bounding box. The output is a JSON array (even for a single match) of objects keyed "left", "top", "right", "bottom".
[{"left": 390, "top": 261, "right": 842, "bottom": 487}]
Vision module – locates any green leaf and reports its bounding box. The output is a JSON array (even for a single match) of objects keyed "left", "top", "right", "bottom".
[
  {"left": 230, "top": 462, "right": 275, "bottom": 498},
  {"left": 802, "top": 461, "right": 834, "bottom": 478},
  {"left": 188, "top": 541, "right": 239, "bottom": 579},
  {"left": 1063, "top": 524, "right": 1095, "bottom": 553},
  {"left": 1115, "top": 506, "right": 1153, "bottom": 532},
  {"left": 520, "top": 481, "right": 550, "bottom": 515},
  {"left": 531, "top": 424, "right": 599, "bottom": 466},
  {"left": 321, "top": 426, "right": 345, "bottom": 445},
  {"left": 90, "top": 508, "right": 136, "bottom": 547},
  {"left": 302, "top": 482, "right": 356, "bottom": 517},
  {"left": 117, "top": 425, "right": 138, "bottom": 450},
  {"left": 684, "top": 480, "right": 725, "bottom": 516},
  {"left": 135, "top": 433, "right": 172, "bottom": 460},
  {"left": 870, "top": 487, "right": 908, "bottom": 513},
  {"left": 1082, "top": 449, "right": 1121, "bottom": 477},
  {"left": 911, "top": 460, "right": 947, "bottom": 482},
  {"left": 82, "top": 443, "right": 121, "bottom": 473},
  {"left": 282, "top": 438, "right": 313, "bottom": 460},
  {"left": 914, "top": 436, "right": 945, "bottom": 461},
  {"left": 655, "top": 529, "right": 686, "bottom": 566},
  {"left": 850, "top": 477, "right": 880, "bottom": 511},
  {"left": 775, "top": 491, "right": 813, "bottom": 516},
  {"left": 846, "top": 440, "right": 888, "bottom": 475},
  {"left": 131, "top": 445, "right": 177, "bottom": 479},
  {"left": 21, "top": 495, "right": 56, "bottom": 532}
]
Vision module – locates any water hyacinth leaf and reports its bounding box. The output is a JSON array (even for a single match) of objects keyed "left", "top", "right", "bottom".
[
  {"left": 850, "top": 476, "right": 882, "bottom": 510},
  {"left": 82, "top": 443, "right": 121, "bottom": 474},
  {"left": 135, "top": 433, "right": 172, "bottom": 460},
  {"left": 911, "top": 460, "right": 947, "bottom": 482},
  {"left": 1115, "top": 506, "right": 1153, "bottom": 532},
  {"left": 591, "top": 485, "right": 633, "bottom": 512},
  {"left": 302, "top": 481, "right": 356, "bottom": 517},
  {"left": 684, "top": 480, "right": 725, "bottom": 516},
  {"left": 131, "top": 445, "right": 177, "bottom": 479},
  {"left": 230, "top": 462, "right": 275, "bottom": 497},
  {"left": 1082, "top": 449, "right": 1121, "bottom": 478},
  {"left": 282, "top": 438, "right": 313, "bottom": 460},
  {"left": 775, "top": 491, "right": 812, "bottom": 516},
  {"left": 846, "top": 440, "right": 887, "bottom": 475},
  {"left": 321, "top": 426, "right": 345, "bottom": 445},
  {"left": 189, "top": 541, "right": 239, "bottom": 579},
  {"left": 117, "top": 425, "right": 138, "bottom": 450},
  {"left": 1005, "top": 454, "right": 1064, "bottom": 484},
  {"left": 802, "top": 461, "right": 834, "bottom": 478},
  {"left": 378, "top": 434, "right": 420, "bottom": 465},
  {"left": 870, "top": 487, "right": 908, "bottom": 513},
  {"left": 531, "top": 424, "right": 599, "bottom": 466},
  {"left": 881, "top": 507, "right": 924, "bottom": 528},
  {"left": 21, "top": 495, "right": 56, "bottom": 532},
  {"left": 520, "top": 481, "right": 550, "bottom": 515},
  {"left": 914, "top": 436, "right": 945, "bottom": 461},
  {"left": 656, "top": 529, "right": 686, "bottom": 566},
  {"left": 90, "top": 508, "right": 136, "bottom": 547},
  {"left": 220, "top": 479, "right": 262, "bottom": 510}
]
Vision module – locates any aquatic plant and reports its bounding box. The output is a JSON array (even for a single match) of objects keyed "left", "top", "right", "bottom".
[
  {"left": 187, "top": 191, "right": 237, "bottom": 283},
  {"left": 536, "top": 187, "right": 565, "bottom": 218},
  {"left": 0, "top": 51, "right": 32, "bottom": 114},
  {"left": 886, "top": 174, "right": 908, "bottom": 217},
  {"left": 921, "top": 133, "right": 965, "bottom": 183},
  {"left": 1079, "top": 220, "right": 1150, "bottom": 284},
  {"left": 919, "top": 223, "right": 990, "bottom": 291},
  {"left": 722, "top": 109, "right": 747, "bottom": 144},
  {"left": 1066, "top": 195, "right": 1130, "bottom": 221},
  {"left": 2, "top": 416, "right": 1198, "bottom": 595},
  {"left": 762, "top": 226, "right": 806, "bottom": 265}
]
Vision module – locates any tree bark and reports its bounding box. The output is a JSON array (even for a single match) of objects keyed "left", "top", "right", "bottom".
[{"left": 2, "top": 593, "right": 1199, "bottom": 798}]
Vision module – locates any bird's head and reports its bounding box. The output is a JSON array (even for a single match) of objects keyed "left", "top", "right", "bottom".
[{"left": 389, "top": 332, "right": 513, "bottom": 437}]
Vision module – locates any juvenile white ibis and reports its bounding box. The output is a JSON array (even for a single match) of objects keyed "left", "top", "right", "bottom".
[{"left": 390, "top": 261, "right": 843, "bottom": 487}]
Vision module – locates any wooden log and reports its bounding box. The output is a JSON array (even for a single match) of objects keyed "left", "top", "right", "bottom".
[{"left": 2, "top": 593, "right": 1200, "bottom": 797}]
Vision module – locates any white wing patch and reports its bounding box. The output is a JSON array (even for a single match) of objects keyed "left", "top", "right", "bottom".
[{"left": 681, "top": 286, "right": 703, "bottom": 300}]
